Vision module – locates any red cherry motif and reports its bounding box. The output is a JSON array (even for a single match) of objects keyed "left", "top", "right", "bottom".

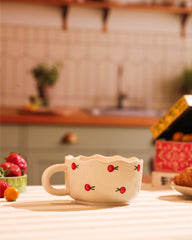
[
  {"left": 116, "top": 187, "right": 126, "bottom": 194},
  {"left": 134, "top": 164, "right": 140, "bottom": 172},
  {"left": 71, "top": 162, "right": 79, "bottom": 170},
  {"left": 107, "top": 165, "right": 119, "bottom": 172},
  {"left": 84, "top": 184, "right": 95, "bottom": 191}
]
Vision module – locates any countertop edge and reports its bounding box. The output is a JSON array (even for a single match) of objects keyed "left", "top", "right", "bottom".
[{"left": 0, "top": 107, "right": 160, "bottom": 127}]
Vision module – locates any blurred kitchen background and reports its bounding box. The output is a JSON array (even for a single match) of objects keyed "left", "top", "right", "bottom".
[
  {"left": 1, "top": 0, "right": 192, "bottom": 185},
  {"left": 1, "top": 0, "right": 192, "bottom": 109}
]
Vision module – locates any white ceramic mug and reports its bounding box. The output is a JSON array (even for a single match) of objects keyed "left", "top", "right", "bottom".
[{"left": 42, "top": 154, "right": 143, "bottom": 205}]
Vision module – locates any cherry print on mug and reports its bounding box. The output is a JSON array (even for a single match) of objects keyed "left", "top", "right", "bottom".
[
  {"left": 134, "top": 164, "right": 140, "bottom": 172},
  {"left": 116, "top": 187, "right": 126, "bottom": 194},
  {"left": 107, "top": 165, "right": 119, "bottom": 172},
  {"left": 71, "top": 162, "right": 79, "bottom": 170},
  {"left": 84, "top": 184, "right": 95, "bottom": 191}
]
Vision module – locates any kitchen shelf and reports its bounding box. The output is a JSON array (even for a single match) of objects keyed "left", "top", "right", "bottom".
[
  {"left": 0, "top": 107, "right": 159, "bottom": 127},
  {"left": 3, "top": 0, "right": 192, "bottom": 36},
  {"left": 4, "top": 0, "right": 192, "bottom": 13}
]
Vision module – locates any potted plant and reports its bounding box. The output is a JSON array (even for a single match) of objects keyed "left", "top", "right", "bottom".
[
  {"left": 179, "top": 64, "right": 192, "bottom": 94},
  {"left": 31, "top": 62, "right": 62, "bottom": 106}
]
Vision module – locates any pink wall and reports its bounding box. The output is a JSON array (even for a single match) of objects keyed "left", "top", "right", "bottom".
[{"left": 1, "top": 2, "right": 192, "bottom": 109}]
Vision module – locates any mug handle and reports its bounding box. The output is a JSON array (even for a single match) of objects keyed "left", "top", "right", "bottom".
[{"left": 41, "top": 164, "right": 69, "bottom": 196}]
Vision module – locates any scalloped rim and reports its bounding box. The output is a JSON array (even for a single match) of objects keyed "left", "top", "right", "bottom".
[{"left": 65, "top": 154, "right": 143, "bottom": 163}]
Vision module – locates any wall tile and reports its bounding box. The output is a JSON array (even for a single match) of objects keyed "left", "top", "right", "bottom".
[
  {"left": 26, "top": 42, "right": 46, "bottom": 60},
  {"left": 1, "top": 24, "right": 192, "bottom": 110},
  {"left": 35, "top": 28, "right": 47, "bottom": 42},
  {"left": 6, "top": 40, "right": 24, "bottom": 57}
]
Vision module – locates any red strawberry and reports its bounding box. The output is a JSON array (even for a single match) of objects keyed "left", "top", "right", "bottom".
[
  {"left": 107, "top": 165, "right": 119, "bottom": 172},
  {"left": 6, "top": 153, "right": 27, "bottom": 175},
  {"left": 0, "top": 162, "right": 22, "bottom": 177},
  {"left": 84, "top": 184, "right": 95, "bottom": 191},
  {"left": 0, "top": 180, "right": 10, "bottom": 198},
  {"left": 71, "top": 163, "right": 79, "bottom": 170}
]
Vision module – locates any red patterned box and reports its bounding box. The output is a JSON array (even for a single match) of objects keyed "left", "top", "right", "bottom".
[
  {"left": 151, "top": 95, "right": 192, "bottom": 172},
  {"left": 155, "top": 140, "right": 192, "bottom": 172}
]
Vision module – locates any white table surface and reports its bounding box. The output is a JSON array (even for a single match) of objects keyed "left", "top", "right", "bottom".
[{"left": 0, "top": 184, "right": 192, "bottom": 240}]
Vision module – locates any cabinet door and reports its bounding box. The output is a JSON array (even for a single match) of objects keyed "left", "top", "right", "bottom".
[
  {"left": 0, "top": 125, "right": 20, "bottom": 155},
  {"left": 0, "top": 125, "right": 28, "bottom": 163},
  {"left": 27, "top": 152, "right": 65, "bottom": 185},
  {"left": 27, "top": 125, "right": 153, "bottom": 151},
  {"left": 1, "top": 124, "right": 154, "bottom": 185},
  {"left": 27, "top": 125, "right": 154, "bottom": 185}
]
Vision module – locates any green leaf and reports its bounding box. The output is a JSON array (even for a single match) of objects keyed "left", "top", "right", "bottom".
[
  {"left": 0, "top": 167, "right": 11, "bottom": 177},
  {"left": 0, "top": 168, "right": 4, "bottom": 177},
  {"left": 31, "top": 62, "right": 62, "bottom": 87},
  {"left": 4, "top": 169, "right": 11, "bottom": 177}
]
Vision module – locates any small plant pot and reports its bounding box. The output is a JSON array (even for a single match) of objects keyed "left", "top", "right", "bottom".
[
  {"left": 37, "top": 85, "right": 55, "bottom": 106},
  {"left": 0, "top": 175, "right": 27, "bottom": 193}
]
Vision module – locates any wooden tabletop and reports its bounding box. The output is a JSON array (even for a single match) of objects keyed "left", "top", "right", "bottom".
[
  {"left": 0, "top": 107, "right": 160, "bottom": 127},
  {"left": 1, "top": 185, "right": 192, "bottom": 240}
]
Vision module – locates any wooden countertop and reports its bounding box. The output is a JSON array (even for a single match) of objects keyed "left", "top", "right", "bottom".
[
  {"left": 1, "top": 185, "right": 192, "bottom": 240},
  {"left": 0, "top": 107, "right": 160, "bottom": 127}
]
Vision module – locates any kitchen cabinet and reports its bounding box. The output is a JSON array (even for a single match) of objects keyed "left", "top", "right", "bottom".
[
  {"left": 0, "top": 124, "right": 155, "bottom": 185},
  {"left": 0, "top": 125, "right": 28, "bottom": 161}
]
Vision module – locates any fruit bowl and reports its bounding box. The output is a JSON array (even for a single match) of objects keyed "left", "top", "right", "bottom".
[{"left": 0, "top": 175, "right": 27, "bottom": 193}]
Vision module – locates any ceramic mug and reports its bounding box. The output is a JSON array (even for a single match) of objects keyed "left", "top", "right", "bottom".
[{"left": 42, "top": 154, "right": 143, "bottom": 205}]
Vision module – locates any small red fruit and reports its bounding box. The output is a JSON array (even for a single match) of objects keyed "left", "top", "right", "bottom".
[
  {"left": 71, "top": 162, "right": 79, "bottom": 170},
  {"left": 0, "top": 180, "right": 10, "bottom": 198},
  {"left": 107, "top": 165, "right": 119, "bottom": 172},
  {"left": 120, "top": 187, "right": 126, "bottom": 194},
  {"left": 134, "top": 164, "right": 140, "bottom": 172},
  {"left": 116, "top": 186, "right": 126, "bottom": 194},
  {"left": 0, "top": 162, "right": 22, "bottom": 177},
  {"left": 84, "top": 184, "right": 95, "bottom": 191},
  {"left": 6, "top": 153, "right": 27, "bottom": 175}
]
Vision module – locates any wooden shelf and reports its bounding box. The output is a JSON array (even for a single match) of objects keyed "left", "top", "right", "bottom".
[
  {"left": 3, "top": 0, "right": 192, "bottom": 36},
  {"left": 4, "top": 0, "right": 192, "bottom": 13}
]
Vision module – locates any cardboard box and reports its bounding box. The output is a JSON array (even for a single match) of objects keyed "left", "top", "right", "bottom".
[{"left": 151, "top": 95, "right": 192, "bottom": 172}]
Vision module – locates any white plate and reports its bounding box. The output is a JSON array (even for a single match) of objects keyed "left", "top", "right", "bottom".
[{"left": 171, "top": 181, "right": 192, "bottom": 197}]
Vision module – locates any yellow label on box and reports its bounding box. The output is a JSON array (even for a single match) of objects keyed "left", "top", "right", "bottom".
[{"left": 151, "top": 95, "right": 192, "bottom": 139}]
